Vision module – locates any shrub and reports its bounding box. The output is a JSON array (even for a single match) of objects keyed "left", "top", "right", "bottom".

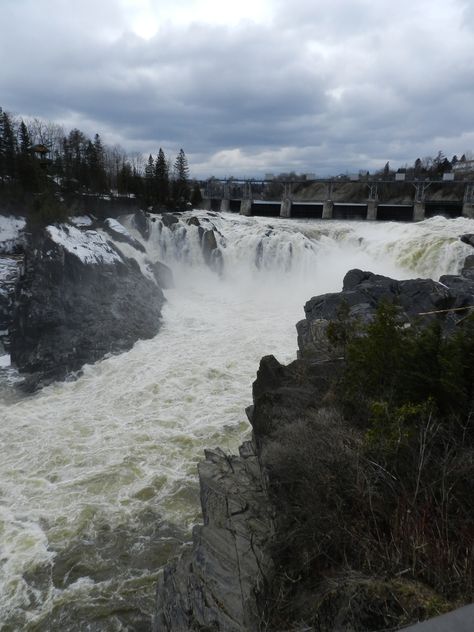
[
  {"left": 263, "top": 303, "right": 474, "bottom": 630},
  {"left": 29, "top": 191, "right": 69, "bottom": 226}
]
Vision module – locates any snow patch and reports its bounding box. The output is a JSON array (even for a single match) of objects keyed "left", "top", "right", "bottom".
[
  {"left": 71, "top": 215, "right": 93, "bottom": 227},
  {"left": 0, "top": 216, "right": 26, "bottom": 242},
  {"left": 47, "top": 225, "right": 122, "bottom": 265},
  {"left": 0, "top": 354, "right": 10, "bottom": 368},
  {"left": 104, "top": 218, "right": 132, "bottom": 238},
  {"left": 0, "top": 216, "right": 26, "bottom": 253}
]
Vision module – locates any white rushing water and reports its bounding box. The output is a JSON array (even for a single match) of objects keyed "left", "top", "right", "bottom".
[{"left": 0, "top": 212, "right": 473, "bottom": 630}]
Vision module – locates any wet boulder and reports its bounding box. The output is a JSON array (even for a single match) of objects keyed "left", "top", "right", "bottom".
[
  {"left": 103, "top": 218, "right": 146, "bottom": 252},
  {"left": 132, "top": 210, "right": 150, "bottom": 240},
  {"left": 148, "top": 260, "right": 174, "bottom": 289},
  {"left": 460, "top": 233, "right": 474, "bottom": 248},
  {"left": 186, "top": 216, "right": 201, "bottom": 228},
  {"left": 160, "top": 213, "right": 179, "bottom": 229}
]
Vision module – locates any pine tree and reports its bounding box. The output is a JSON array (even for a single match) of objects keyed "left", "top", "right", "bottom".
[
  {"left": 117, "top": 161, "right": 133, "bottom": 195},
  {"left": 145, "top": 154, "right": 155, "bottom": 205},
  {"left": 1, "top": 111, "right": 17, "bottom": 181},
  {"left": 18, "top": 120, "right": 39, "bottom": 190},
  {"left": 85, "top": 133, "right": 108, "bottom": 193},
  {"left": 67, "top": 128, "right": 87, "bottom": 189},
  {"left": 0, "top": 107, "right": 5, "bottom": 184},
  {"left": 155, "top": 148, "right": 169, "bottom": 206},
  {"left": 92, "top": 133, "right": 107, "bottom": 192},
  {"left": 173, "top": 148, "right": 190, "bottom": 202}
]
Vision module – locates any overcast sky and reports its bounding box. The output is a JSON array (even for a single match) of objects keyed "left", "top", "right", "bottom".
[{"left": 1, "top": 0, "right": 474, "bottom": 177}]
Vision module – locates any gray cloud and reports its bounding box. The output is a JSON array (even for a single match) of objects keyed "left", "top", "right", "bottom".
[{"left": 1, "top": 0, "right": 474, "bottom": 176}]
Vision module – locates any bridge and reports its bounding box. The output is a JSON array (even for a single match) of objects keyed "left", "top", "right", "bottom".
[{"left": 201, "top": 178, "right": 474, "bottom": 221}]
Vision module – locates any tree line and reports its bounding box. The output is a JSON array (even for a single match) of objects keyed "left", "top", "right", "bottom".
[
  {"left": 0, "top": 106, "right": 202, "bottom": 209},
  {"left": 380, "top": 150, "right": 473, "bottom": 179}
]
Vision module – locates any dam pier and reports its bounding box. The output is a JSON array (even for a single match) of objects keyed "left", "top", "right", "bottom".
[{"left": 202, "top": 177, "right": 474, "bottom": 222}]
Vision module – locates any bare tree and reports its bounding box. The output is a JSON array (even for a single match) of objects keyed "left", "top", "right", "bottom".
[{"left": 27, "top": 117, "right": 64, "bottom": 154}]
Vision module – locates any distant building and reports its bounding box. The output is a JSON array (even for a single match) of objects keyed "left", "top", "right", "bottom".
[
  {"left": 453, "top": 160, "right": 474, "bottom": 173},
  {"left": 304, "top": 173, "right": 316, "bottom": 180},
  {"left": 265, "top": 173, "right": 275, "bottom": 180}
]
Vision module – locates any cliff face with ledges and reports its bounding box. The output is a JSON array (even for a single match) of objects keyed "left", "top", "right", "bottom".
[{"left": 10, "top": 222, "right": 165, "bottom": 390}]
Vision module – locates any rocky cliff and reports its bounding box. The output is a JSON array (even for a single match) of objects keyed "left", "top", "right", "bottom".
[
  {"left": 9, "top": 220, "right": 165, "bottom": 390},
  {"left": 155, "top": 252, "right": 474, "bottom": 631},
  {"left": 155, "top": 441, "right": 272, "bottom": 632}
]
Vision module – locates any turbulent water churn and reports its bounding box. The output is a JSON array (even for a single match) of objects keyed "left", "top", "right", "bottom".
[{"left": 0, "top": 212, "right": 473, "bottom": 630}]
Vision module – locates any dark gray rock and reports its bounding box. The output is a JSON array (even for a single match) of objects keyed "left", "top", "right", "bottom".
[
  {"left": 160, "top": 213, "right": 179, "bottom": 229},
  {"left": 132, "top": 210, "right": 151, "bottom": 240},
  {"left": 10, "top": 225, "right": 165, "bottom": 390},
  {"left": 154, "top": 442, "right": 272, "bottom": 632},
  {"left": 460, "top": 233, "right": 474, "bottom": 248},
  {"left": 186, "top": 216, "right": 201, "bottom": 227},
  {"left": 251, "top": 354, "right": 343, "bottom": 445},
  {"left": 461, "top": 254, "right": 474, "bottom": 276},
  {"left": 201, "top": 229, "right": 218, "bottom": 262},
  {"left": 200, "top": 229, "right": 224, "bottom": 274},
  {"left": 148, "top": 260, "right": 174, "bottom": 289},
  {"left": 103, "top": 218, "right": 146, "bottom": 252},
  {"left": 298, "top": 269, "right": 467, "bottom": 359},
  {"left": 0, "top": 255, "right": 24, "bottom": 352}
]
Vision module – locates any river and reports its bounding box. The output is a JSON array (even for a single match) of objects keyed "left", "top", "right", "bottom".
[{"left": 0, "top": 212, "right": 472, "bottom": 630}]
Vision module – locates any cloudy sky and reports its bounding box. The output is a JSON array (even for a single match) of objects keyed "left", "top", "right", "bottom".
[{"left": 1, "top": 0, "right": 474, "bottom": 177}]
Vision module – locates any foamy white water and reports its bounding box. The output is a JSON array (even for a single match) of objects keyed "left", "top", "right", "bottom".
[{"left": 0, "top": 212, "right": 473, "bottom": 630}]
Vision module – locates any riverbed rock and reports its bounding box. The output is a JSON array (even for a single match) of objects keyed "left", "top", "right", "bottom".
[
  {"left": 200, "top": 228, "right": 224, "bottom": 274},
  {"left": 186, "top": 216, "right": 201, "bottom": 227},
  {"left": 148, "top": 260, "right": 174, "bottom": 289},
  {"left": 160, "top": 213, "right": 179, "bottom": 229},
  {"left": 103, "top": 218, "right": 146, "bottom": 252},
  {"left": 460, "top": 233, "right": 474, "bottom": 248},
  {"left": 0, "top": 255, "right": 24, "bottom": 353},
  {"left": 10, "top": 223, "right": 165, "bottom": 390},
  {"left": 132, "top": 209, "right": 151, "bottom": 240}
]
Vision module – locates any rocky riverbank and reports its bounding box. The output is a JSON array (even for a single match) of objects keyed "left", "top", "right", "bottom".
[
  {"left": 155, "top": 247, "right": 474, "bottom": 631},
  {"left": 1, "top": 213, "right": 167, "bottom": 390},
  {"left": 0, "top": 208, "right": 229, "bottom": 390}
]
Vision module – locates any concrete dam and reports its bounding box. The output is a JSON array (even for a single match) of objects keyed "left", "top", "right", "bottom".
[{"left": 202, "top": 178, "right": 474, "bottom": 221}]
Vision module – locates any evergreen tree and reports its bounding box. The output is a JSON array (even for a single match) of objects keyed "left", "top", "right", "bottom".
[
  {"left": 117, "top": 161, "right": 133, "bottom": 195},
  {"left": 154, "top": 148, "right": 169, "bottom": 206},
  {"left": 17, "top": 120, "right": 39, "bottom": 190},
  {"left": 173, "top": 148, "right": 190, "bottom": 202},
  {"left": 92, "top": 133, "right": 107, "bottom": 192},
  {"left": 145, "top": 154, "right": 155, "bottom": 204},
  {"left": 19, "top": 121, "right": 30, "bottom": 154},
  {"left": 0, "top": 107, "right": 5, "bottom": 184},
  {"left": 1, "top": 110, "right": 17, "bottom": 181},
  {"left": 68, "top": 128, "right": 87, "bottom": 189},
  {"left": 84, "top": 133, "right": 107, "bottom": 193}
]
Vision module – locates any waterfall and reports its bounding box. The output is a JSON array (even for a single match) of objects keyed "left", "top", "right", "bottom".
[{"left": 0, "top": 212, "right": 472, "bottom": 630}]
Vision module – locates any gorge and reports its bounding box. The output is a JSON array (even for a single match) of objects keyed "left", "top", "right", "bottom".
[{"left": 0, "top": 211, "right": 473, "bottom": 630}]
